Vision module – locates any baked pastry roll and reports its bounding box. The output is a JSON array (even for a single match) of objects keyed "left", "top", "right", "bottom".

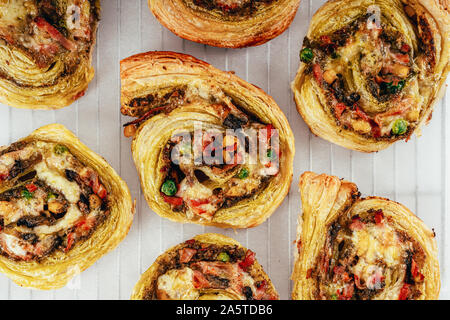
[
  {"left": 292, "top": 172, "right": 440, "bottom": 300},
  {"left": 0, "top": 124, "right": 134, "bottom": 289},
  {"left": 0, "top": 0, "right": 100, "bottom": 109},
  {"left": 292, "top": 0, "right": 450, "bottom": 152},
  {"left": 131, "top": 233, "right": 278, "bottom": 300},
  {"left": 147, "top": 0, "right": 301, "bottom": 48},
  {"left": 121, "top": 51, "right": 294, "bottom": 228}
]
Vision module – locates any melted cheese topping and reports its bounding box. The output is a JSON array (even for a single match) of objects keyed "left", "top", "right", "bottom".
[
  {"left": 0, "top": 233, "right": 29, "bottom": 257},
  {"left": 157, "top": 268, "right": 200, "bottom": 300},
  {"left": 0, "top": 0, "right": 34, "bottom": 27},
  {"left": 352, "top": 223, "right": 402, "bottom": 268},
  {"left": 35, "top": 161, "right": 80, "bottom": 203}
]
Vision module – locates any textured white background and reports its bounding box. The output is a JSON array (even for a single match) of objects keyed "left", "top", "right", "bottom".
[{"left": 0, "top": 0, "right": 448, "bottom": 300}]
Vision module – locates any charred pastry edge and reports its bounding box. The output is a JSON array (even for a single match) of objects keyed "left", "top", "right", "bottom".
[
  {"left": 147, "top": 0, "right": 301, "bottom": 48},
  {"left": 0, "top": 0, "right": 101, "bottom": 110},
  {"left": 131, "top": 233, "right": 279, "bottom": 300},
  {"left": 0, "top": 124, "right": 134, "bottom": 290},
  {"left": 291, "top": 0, "right": 450, "bottom": 153},
  {"left": 292, "top": 171, "right": 440, "bottom": 300},
  {"left": 120, "top": 51, "right": 294, "bottom": 229}
]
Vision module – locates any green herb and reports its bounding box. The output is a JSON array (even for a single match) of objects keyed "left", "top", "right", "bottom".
[
  {"left": 391, "top": 119, "right": 409, "bottom": 136},
  {"left": 331, "top": 294, "right": 338, "bottom": 300},
  {"left": 267, "top": 149, "right": 275, "bottom": 160},
  {"left": 22, "top": 189, "right": 33, "bottom": 200},
  {"left": 54, "top": 144, "right": 68, "bottom": 155},
  {"left": 217, "top": 252, "right": 230, "bottom": 262},
  {"left": 300, "top": 48, "right": 314, "bottom": 63},
  {"left": 237, "top": 168, "right": 249, "bottom": 179},
  {"left": 161, "top": 179, "right": 177, "bottom": 196},
  {"left": 382, "top": 80, "right": 406, "bottom": 95}
]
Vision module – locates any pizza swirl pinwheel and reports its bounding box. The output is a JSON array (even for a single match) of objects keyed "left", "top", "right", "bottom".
[
  {"left": 147, "top": 0, "right": 301, "bottom": 48},
  {"left": 292, "top": 0, "right": 449, "bottom": 152},
  {"left": 292, "top": 172, "right": 440, "bottom": 300},
  {"left": 0, "top": 124, "right": 134, "bottom": 289},
  {"left": 121, "top": 51, "right": 294, "bottom": 229},
  {"left": 0, "top": 0, "right": 100, "bottom": 109},
  {"left": 132, "top": 233, "right": 278, "bottom": 300}
]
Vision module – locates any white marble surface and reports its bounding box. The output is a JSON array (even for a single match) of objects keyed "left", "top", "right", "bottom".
[{"left": 0, "top": 0, "right": 448, "bottom": 300}]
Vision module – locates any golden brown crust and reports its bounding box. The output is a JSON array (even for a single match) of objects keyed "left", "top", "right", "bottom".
[
  {"left": 147, "top": 0, "right": 301, "bottom": 48},
  {"left": 0, "top": 124, "right": 134, "bottom": 289},
  {"left": 131, "top": 233, "right": 278, "bottom": 300},
  {"left": 0, "top": 1, "right": 100, "bottom": 110},
  {"left": 292, "top": 0, "right": 450, "bottom": 152},
  {"left": 121, "top": 51, "right": 295, "bottom": 229},
  {"left": 292, "top": 172, "right": 440, "bottom": 300}
]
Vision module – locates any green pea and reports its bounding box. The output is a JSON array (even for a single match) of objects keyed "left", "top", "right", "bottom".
[
  {"left": 392, "top": 119, "right": 408, "bottom": 135},
  {"left": 238, "top": 168, "right": 249, "bottom": 179},
  {"left": 54, "top": 144, "right": 68, "bottom": 155},
  {"left": 161, "top": 179, "right": 177, "bottom": 196},
  {"left": 22, "top": 189, "right": 33, "bottom": 200},
  {"left": 300, "top": 48, "right": 314, "bottom": 63},
  {"left": 217, "top": 252, "right": 230, "bottom": 262}
]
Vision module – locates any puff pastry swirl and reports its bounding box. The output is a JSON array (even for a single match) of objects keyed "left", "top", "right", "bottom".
[
  {"left": 292, "top": 0, "right": 449, "bottom": 152},
  {"left": 131, "top": 233, "right": 278, "bottom": 300},
  {"left": 0, "top": 124, "right": 134, "bottom": 289},
  {"left": 121, "top": 51, "right": 294, "bottom": 229},
  {"left": 147, "top": 0, "right": 301, "bottom": 48},
  {"left": 0, "top": 0, "right": 100, "bottom": 109},
  {"left": 292, "top": 172, "right": 440, "bottom": 300}
]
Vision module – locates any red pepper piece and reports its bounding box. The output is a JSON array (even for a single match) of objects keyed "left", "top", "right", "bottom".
[
  {"left": 96, "top": 184, "right": 107, "bottom": 199},
  {"left": 334, "top": 103, "right": 346, "bottom": 119},
  {"left": 320, "top": 35, "right": 332, "bottom": 45},
  {"left": 401, "top": 43, "right": 411, "bottom": 53},
  {"left": 398, "top": 283, "right": 410, "bottom": 300},
  {"left": 25, "top": 183, "right": 37, "bottom": 193},
  {"left": 65, "top": 233, "right": 75, "bottom": 253},
  {"left": 374, "top": 209, "right": 384, "bottom": 225},
  {"left": 312, "top": 64, "right": 323, "bottom": 83},
  {"left": 190, "top": 199, "right": 210, "bottom": 207},
  {"left": 192, "top": 270, "right": 210, "bottom": 289},
  {"left": 162, "top": 194, "right": 183, "bottom": 206}
]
